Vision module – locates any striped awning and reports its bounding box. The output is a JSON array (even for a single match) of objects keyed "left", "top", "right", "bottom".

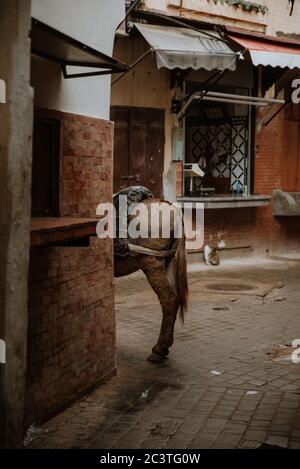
[
  {"left": 227, "top": 29, "right": 300, "bottom": 69},
  {"left": 135, "top": 23, "right": 237, "bottom": 71}
]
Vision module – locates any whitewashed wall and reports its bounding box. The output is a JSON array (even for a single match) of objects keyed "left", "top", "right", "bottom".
[
  {"left": 142, "top": 0, "right": 300, "bottom": 35},
  {"left": 266, "top": 0, "right": 300, "bottom": 35},
  {"left": 31, "top": 0, "right": 125, "bottom": 119}
]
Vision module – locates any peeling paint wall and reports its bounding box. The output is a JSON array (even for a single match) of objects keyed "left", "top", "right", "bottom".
[
  {"left": 266, "top": 0, "right": 300, "bottom": 36},
  {"left": 142, "top": 0, "right": 300, "bottom": 36},
  {"left": 142, "top": 0, "right": 267, "bottom": 31}
]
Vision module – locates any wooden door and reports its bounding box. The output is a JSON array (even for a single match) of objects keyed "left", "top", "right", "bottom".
[
  {"left": 111, "top": 107, "right": 164, "bottom": 197},
  {"left": 282, "top": 107, "right": 300, "bottom": 191},
  {"left": 110, "top": 107, "right": 129, "bottom": 195},
  {"left": 129, "top": 107, "right": 147, "bottom": 191},
  {"left": 144, "top": 109, "right": 164, "bottom": 197}
]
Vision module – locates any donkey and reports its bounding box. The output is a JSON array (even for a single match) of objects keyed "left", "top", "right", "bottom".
[{"left": 113, "top": 189, "right": 188, "bottom": 363}]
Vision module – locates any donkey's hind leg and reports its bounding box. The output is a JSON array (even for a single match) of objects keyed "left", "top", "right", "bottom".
[{"left": 140, "top": 256, "right": 179, "bottom": 363}]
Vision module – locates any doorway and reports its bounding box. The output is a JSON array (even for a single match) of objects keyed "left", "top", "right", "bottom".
[
  {"left": 111, "top": 106, "right": 165, "bottom": 197},
  {"left": 31, "top": 115, "right": 60, "bottom": 216}
]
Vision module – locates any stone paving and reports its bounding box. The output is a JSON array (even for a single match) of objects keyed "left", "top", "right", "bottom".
[{"left": 27, "top": 258, "right": 300, "bottom": 449}]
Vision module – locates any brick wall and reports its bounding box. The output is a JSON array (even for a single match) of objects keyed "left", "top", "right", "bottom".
[
  {"left": 25, "top": 112, "right": 115, "bottom": 427},
  {"left": 200, "top": 108, "right": 300, "bottom": 255},
  {"left": 60, "top": 113, "right": 113, "bottom": 217},
  {"left": 203, "top": 208, "right": 257, "bottom": 249},
  {"left": 254, "top": 106, "right": 300, "bottom": 254}
]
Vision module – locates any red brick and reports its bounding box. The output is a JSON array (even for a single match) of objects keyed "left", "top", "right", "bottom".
[{"left": 25, "top": 113, "right": 115, "bottom": 428}]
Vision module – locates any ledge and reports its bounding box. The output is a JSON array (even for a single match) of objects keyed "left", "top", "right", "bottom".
[
  {"left": 177, "top": 195, "right": 271, "bottom": 209},
  {"left": 31, "top": 217, "right": 98, "bottom": 247},
  {"left": 273, "top": 190, "right": 300, "bottom": 216}
]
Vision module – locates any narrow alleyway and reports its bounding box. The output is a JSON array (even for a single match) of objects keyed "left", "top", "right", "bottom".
[{"left": 28, "top": 258, "right": 300, "bottom": 449}]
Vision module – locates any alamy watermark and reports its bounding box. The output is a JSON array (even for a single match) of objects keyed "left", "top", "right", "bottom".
[
  {"left": 291, "top": 79, "right": 300, "bottom": 104},
  {"left": 96, "top": 197, "right": 204, "bottom": 251},
  {"left": 0, "top": 339, "right": 6, "bottom": 364}
]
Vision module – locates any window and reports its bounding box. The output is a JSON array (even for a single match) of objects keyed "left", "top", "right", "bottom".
[{"left": 184, "top": 82, "right": 253, "bottom": 198}]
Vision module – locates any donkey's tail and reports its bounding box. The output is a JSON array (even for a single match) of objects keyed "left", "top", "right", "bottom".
[{"left": 175, "top": 234, "right": 188, "bottom": 324}]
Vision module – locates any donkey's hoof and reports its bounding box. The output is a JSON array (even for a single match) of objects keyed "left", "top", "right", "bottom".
[{"left": 147, "top": 351, "right": 167, "bottom": 363}]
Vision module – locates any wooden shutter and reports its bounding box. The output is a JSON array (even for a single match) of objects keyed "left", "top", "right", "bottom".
[{"left": 282, "top": 107, "right": 300, "bottom": 191}]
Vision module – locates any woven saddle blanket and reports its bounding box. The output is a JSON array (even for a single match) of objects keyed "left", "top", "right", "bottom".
[{"left": 113, "top": 186, "right": 153, "bottom": 257}]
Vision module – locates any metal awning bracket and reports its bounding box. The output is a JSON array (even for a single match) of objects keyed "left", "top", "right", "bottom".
[
  {"left": 62, "top": 65, "right": 122, "bottom": 79},
  {"left": 256, "top": 100, "right": 289, "bottom": 128},
  {"left": 111, "top": 47, "right": 154, "bottom": 86},
  {"left": 177, "top": 90, "right": 285, "bottom": 119},
  {"left": 31, "top": 18, "right": 128, "bottom": 79}
]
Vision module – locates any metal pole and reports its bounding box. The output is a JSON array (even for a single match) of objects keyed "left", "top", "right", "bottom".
[
  {"left": 116, "top": 0, "right": 142, "bottom": 32},
  {"left": 178, "top": 69, "right": 228, "bottom": 119},
  {"left": 178, "top": 89, "right": 285, "bottom": 118},
  {"left": 111, "top": 48, "right": 153, "bottom": 86},
  {"left": 205, "top": 91, "right": 285, "bottom": 105},
  {"left": 200, "top": 96, "right": 268, "bottom": 106},
  {"left": 136, "top": 10, "right": 229, "bottom": 44}
]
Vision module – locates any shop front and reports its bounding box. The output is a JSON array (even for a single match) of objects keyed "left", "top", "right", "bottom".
[{"left": 112, "top": 17, "right": 300, "bottom": 257}]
